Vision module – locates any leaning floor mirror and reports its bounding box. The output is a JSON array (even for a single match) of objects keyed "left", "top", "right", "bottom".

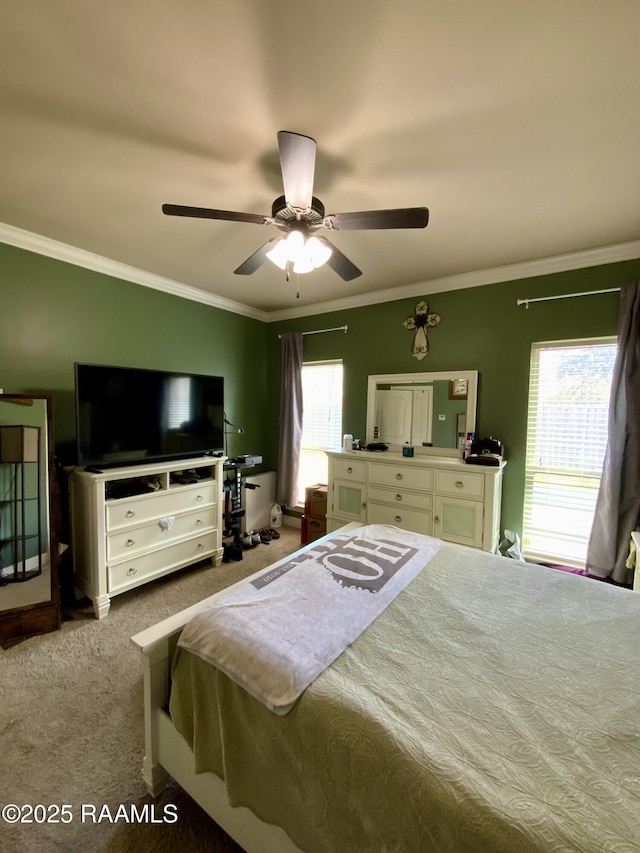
[{"left": 0, "top": 394, "right": 60, "bottom": 646}]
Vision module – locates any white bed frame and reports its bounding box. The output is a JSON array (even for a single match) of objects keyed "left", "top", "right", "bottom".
[{"left": 130, "top": 524, "right": 360, "bottom": 852}]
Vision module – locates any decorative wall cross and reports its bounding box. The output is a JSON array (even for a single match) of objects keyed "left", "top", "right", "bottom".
[{"left": 402, "top": 300, "right": 441, "bottom": 360}]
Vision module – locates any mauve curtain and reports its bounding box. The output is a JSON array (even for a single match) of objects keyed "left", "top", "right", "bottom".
[
  {"left": 277, "top": 332, "right": 304, "bottom": 508},
  {"left": 586, "top": 281, "right": 640, "bottom": 583}
]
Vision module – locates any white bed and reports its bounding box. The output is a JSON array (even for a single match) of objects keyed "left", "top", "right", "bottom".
[{"left": 131, "top": 523, "right": 640, "bottom": 852}]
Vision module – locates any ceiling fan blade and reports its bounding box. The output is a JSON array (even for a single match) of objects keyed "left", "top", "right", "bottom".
[
  {"left": 233, "top": 237, "right": 282, "bottom": 275},
  {"left": 317, "top": 236, "right": 362, "bottom": 281},
  {"left": 277, "top": 131, "right": 316, "bottom": 210},
  {"left": 162, "top": 203, "right": 267, "bottom": 225},
  {"left": 326, "top": 207, "right": 429, "bottom": 231}
]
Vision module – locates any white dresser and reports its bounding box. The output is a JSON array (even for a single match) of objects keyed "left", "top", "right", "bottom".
[
  {"left": 68, "top": 456, "right": 225, "bottom": 618},
  {"left": 326, "top": 450, "right": 505, "bottom": 552}
]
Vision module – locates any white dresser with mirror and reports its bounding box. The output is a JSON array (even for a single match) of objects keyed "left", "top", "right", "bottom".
[{"left": 326, "top": 370, "right": 505, "bottom": 552}]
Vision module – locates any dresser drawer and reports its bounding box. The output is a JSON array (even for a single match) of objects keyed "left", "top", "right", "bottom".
[
  {"left": 107, "top": 532, "right": 216, "bottom": 593},
  {"left": 367, "top": 502, "right": 432, "bottom": 535},
  {"left": 106, "top": 507, "right": 216, "bottom": 561},
  {"left": 106, "top": 483, "right": 215, "bottom": 530},
  {"left": 435, "top": 469, "right": 484, "bottom": 499},
  {"left": 332, "top": 458, "right": 367, "bottom": 481},
  {"left": 367, "top": 484, "right": 432, "bottom": 511},
  {"left": 369, "top": 461, "right": 434, "bottom": 491}
]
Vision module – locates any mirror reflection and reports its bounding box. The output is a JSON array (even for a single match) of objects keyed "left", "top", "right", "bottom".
[
  {"left": 366, "top": 371, "right": 478, "bottom": 453},
  {"left": 0, "top": 397, "right": 52, "bottom": 610}
]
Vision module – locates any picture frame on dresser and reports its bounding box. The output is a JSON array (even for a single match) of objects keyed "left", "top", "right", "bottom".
[{"left": 448, "top": 378, "right": 468, "bottom": 400}]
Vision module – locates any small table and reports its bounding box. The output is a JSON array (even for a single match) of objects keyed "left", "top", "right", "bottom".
[{"left": 632, "top": 531, "right": 640, "bottom": 592}]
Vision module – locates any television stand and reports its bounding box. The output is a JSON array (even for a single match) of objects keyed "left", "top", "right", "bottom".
[{"left": 67, "top": 456, "right": 225, "bottom": 619}]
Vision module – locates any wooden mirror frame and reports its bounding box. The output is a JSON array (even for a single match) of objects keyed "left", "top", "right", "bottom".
[{"left": 0, "top": 394, "right": 61, "bottom": 646}]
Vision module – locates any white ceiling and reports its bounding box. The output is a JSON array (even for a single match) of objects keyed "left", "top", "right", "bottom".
[{"left": 2, "top": 1, "right": 640, "bottom": 319}]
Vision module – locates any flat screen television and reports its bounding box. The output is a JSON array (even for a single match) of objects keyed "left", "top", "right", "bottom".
[{"left": 75, "top": 363, "right": 225, "bottom": 468}]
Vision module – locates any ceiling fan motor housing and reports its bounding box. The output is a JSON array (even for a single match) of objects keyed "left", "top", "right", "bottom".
[{"left": 271, "top": 194, "right": 325, "bottom": 229}]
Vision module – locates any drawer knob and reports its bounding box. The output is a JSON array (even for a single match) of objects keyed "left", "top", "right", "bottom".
[
  {"left": 347, "top": 466, "right": 353, "bottom": 474},
  {"left": 395, "top": 493, "right": 403, "bottom": 501},
  {"left": 127, "top": 566, "right": 137, "bottom": 576},
  {"left": 396, "top": 472, "right": 403, "bottom": 480},
  {"left": 196, "top": 518, "right": 203, "bottom": 526},
  {"left": 394, "top": 515, "right": 402, "bottom": 523},
  {"left": 434, "top": 515, "right": 440, "bottom": 524},
  {"left": 361, "top": 502, "right": 366, "bottom": 509},
  {"left": 197, "top": 542, "right": 204, "bottom": 551},
  {"left": 125, "top": 509, "right": 135, "bottom": 518},
  {"left": 125, "top": 538, "right": 135, "bottom": 547},
  {"left": 196, "top": 494, "right": 204, "bottom": 502},
  {"left": 455, "top": 480, "right": 464, "bottom": 488}
]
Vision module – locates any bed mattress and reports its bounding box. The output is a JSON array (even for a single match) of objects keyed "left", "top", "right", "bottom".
[{"left": 169, "top": 536, "right": 640, "bottom": 853}]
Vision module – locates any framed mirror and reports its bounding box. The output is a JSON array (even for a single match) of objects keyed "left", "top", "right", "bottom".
[
  {"left": 0, "top": 394, "right": 60, "bottom": 646},
  {"left": 366, "top": 370, "right": 478, "bottom": 455}
]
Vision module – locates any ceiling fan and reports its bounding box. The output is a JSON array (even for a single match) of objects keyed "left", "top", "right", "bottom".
[{"left": 162, "top": 131, "right": 429, "bottom": 281}]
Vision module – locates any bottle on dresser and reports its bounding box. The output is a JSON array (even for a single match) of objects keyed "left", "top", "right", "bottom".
[{"left": 463, "top": 432, "right": 475, "bottom": 460}]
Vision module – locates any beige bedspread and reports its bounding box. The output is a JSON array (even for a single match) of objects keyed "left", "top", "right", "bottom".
[{"left": 170, "top": 540, "right": 640, "bottom": 853}]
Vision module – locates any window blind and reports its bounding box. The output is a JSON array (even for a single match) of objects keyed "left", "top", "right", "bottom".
[
  {"left": 167, "top": 376, "right": 191, "bottom": 429},
  {"left": 297, "top": 361, "right": 343, "bottom": 504},
  {"left": 522, "top": 339, "right": 617, "bottom": 566}
]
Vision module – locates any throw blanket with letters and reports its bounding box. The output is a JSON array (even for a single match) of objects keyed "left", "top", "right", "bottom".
[{"left": 177, "top": 524, "right": 443, "bottom": 712}]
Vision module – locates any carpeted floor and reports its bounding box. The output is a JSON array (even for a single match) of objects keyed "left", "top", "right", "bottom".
[{"left": 0, "top": 525, "right": 302, "bottom": 853}]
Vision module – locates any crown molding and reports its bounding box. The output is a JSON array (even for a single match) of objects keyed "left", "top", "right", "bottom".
[
  {"left": 0, "top": 222, "right": 270, "bottom": 322},
  {"left": 264, "top": 239, "right": 640, "bottom": 321},
  {"left": 2, "top": 221, "right": 639, "bottom": 324}
]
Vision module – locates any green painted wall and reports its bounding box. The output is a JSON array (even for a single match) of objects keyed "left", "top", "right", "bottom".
[
  {"left": 268, "top": 259, "right": 640, "bottom": 538},
  {"left": 0, "top": 243, "right": 270, "bottom": 467},
  {"left": 3, "top": 239, "right": 640, "bottom": 542}
]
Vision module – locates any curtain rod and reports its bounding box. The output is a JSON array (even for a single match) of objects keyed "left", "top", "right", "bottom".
[
  {"left": 278, "top": 324, "right": 348, "bottom": 339},
  {"left": 517, "top": 287, "right": 620, "bottom": 308}
]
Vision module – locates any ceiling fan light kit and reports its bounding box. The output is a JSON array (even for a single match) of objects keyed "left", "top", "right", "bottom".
[
  {"left": 162, "top": 130, "right": 429, "bottom": 283},
  {"left": 266, "top": 231, "right": 332, "bottom": 273}
]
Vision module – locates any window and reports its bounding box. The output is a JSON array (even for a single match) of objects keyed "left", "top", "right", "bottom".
[
  {"left": 297, "top": 360, "right": 343, "bottom": 505},
  {"left": 522, "top": 338, "right": 617, "bottom": 566},
  {"left": 167, "top": 375, "right": 191, "bottom": 429}
]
